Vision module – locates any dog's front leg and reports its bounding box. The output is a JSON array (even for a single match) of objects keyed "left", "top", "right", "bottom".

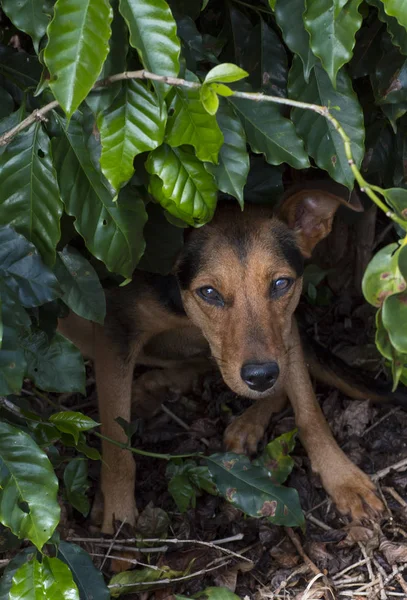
[
  {"left": 285, "top": 321, "right": 383, "bottom": 520},
  {"left": 93, "top": 325, "right": 139, "bottom": 534}
]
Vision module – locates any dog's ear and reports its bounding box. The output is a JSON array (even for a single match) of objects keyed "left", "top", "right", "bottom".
[{"left": 277, "top": 189, "right": 363, "bottom": 257}]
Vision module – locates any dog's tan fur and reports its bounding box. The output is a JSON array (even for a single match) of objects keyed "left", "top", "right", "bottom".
[{"left": 58, "top": 187, "right": 387, "bottom": 534}]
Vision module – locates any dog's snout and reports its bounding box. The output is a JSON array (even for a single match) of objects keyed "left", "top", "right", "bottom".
[{"left": 240, "top": 361, "right": 279, "bottom": 392}]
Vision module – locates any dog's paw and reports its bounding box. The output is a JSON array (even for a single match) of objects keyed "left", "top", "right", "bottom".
[
  {"left": 223, "top": 415, "right": 265, "bottom": 455},
  {"left": 323, "top": 465, "right": 383, "bottom": 521}
]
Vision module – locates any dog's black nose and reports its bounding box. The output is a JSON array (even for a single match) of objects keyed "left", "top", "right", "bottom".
[{"left": 241, "top": 361, "right": 279, "bottom": 392}]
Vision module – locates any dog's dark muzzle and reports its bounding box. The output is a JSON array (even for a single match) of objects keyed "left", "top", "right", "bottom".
[{"left": 240, "top": 361, "right": 280, "bottom": 393}]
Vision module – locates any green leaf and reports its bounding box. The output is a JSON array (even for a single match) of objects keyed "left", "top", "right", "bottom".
[
  {"left": 275, "top": 0, "right": 318, "bottom": 82},
  {"left": 54, "top": 247, "right": 106, "bottom": 324},
  {"left": 0, "top": 548, "right": 37, "bottom": 600},
  {"left": 119, "top": 0, "right": 181, "bottom": 100},
  {"left": 10, "top": 556, "right": 79, "bottom": 600},
  {"left": 362, "top": 243, "right": 403, "bottom": 307},
  {"left": 86, "top": 0, "right": 129, "bottom": 115},
  {"left": 110, "top": 566, "right": 184, "bottom": 596},
  {"left": 186, "top": 588, "right": 241, "bottom": 600},
  {"left": 0, "top": 47, "right": 42, "bottom": 91},
  {"left": 200, "top": 83, "right": 219, "bottom": 115},
  {"left": 288, "top": 57, "right": 364, "bottom": 189},
  {"left": 1, "top": 0, "right": 52, "bottom": 52},
  {"left": 254, "top": 430, "right": 297, "bottom": 484},
  {"left": 244, "top": 157, "right": 284, "bottom": 204},
  {"left": 0, "top": 283, "right": 29, "bottom": 395},
  {"left": 0, "top": 122, "right": 62, "bottom": 265},
  {"left": 50, "top": 411, "right": 99, "bottom": 433},
  {"left": 269, "top": 0, "right": 277, "bottom": 7},
  {"left": 304, "top": 0, "right": 363, "bottom": 85},
  {"left": 44, "top": 0, "right": 113, "bottom": 117},
  {"left": 0, "top": 422, "right": 59, "bottom": 550},
  {"left": 383, "top": 188, "right": 407, "bottom": 222},
  {"left": 52, "top": 114, "right": 147, "bottom": 278},
  {"left": 206, "top": 101, "right": 249, "bottom": 208},
  {"left": 166, "top": 460, "right": 216, "bottom": 512},
  {"left": 58, "top": 542, "right": 110, "bottom": 600},
  {"left": 383, "top": 290, "right": 407, "bottom": 354},
  {"left": 349, "top": 18, "right": 384, "bottom": 79},
  {"left": 64, "top": 458, "right": 90, "bottom": 516},
  {"left": 371, "top": 39, "right": 407, "bottom": 106},
  {"left": 367, "top": 0, "right": 407, "bottom": 55},
  {"left": 381, "top": 0, "right": 407, "bottom": 31},
  {"left": 229, "top": 95, "right": 310, "bottom": 170},
  {"left": 166, "top": 71, "right": 224, "bottom": 163},
  {"left": 204, "top": 63, "right": 248, "bottom": 84},
  {"left": 0, "top": 226, "right": 61, "bottom": 308},
  {"left": 206, "top": 453, "right": 304, "bottom": 527},
  {"left": 146, "top": 145, "right": 218, "bottom": 226},
  {"left": 99, "top": 80, "right": 166, "bottom": 192},
  {"left": 241, "top": 19, "right": 288, "bottom": 96},
  {"left": 0, "top": 88, "right": 14, "bottom": 119},
  {"left": 21, "top": 331, "right": 85, "bottom": 394}
]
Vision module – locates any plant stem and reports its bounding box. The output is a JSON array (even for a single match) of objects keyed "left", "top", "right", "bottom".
[
  {"left": 93, "top": 431, "right": 201, "bottom": 461},
  {"left": 1, "top": 68, "right": 406, "bottom": 227}
]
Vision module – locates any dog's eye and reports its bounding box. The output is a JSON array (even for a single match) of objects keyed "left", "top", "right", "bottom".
[
  {"left": 271, "top": 278, "right": 294, "bottom": 298},
  {"left": 197, "top": 286, "right": 225, "bottom": 306}
]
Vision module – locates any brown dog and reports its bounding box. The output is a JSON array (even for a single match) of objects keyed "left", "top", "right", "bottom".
[{"left": 59, "top": 186, "right": 391, "bottom": 534}]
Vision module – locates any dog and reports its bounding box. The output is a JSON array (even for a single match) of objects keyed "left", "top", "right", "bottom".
[{"left": 59, "top": 185, "right": 400, "bottom": 534}]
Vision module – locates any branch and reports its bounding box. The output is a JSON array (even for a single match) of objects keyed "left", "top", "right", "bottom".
[{"left": 0, "top": 68, "right": 404, "bottom": 227}]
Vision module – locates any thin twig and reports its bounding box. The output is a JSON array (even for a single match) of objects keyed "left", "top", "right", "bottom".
[
  {"left": 285, "top": 527, "right": 321, "bottom": 578},
  {"left": 372, "top": 457, "right": 407, "bottom": 482},
  {"left": 161, "top": 403, "right": 210, "bottom": 447},
  {"left": 100, "top": 518, "right": 126, "bottom": 570}
]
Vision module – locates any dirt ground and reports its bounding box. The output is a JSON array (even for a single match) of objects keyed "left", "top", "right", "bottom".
[{"left": 14, "top": 207, "right": 407, "bottom": 599}]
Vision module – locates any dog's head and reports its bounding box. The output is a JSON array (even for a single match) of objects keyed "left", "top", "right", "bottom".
[{"left": 175, "top": 188, "right": 361, "bottom": 399}]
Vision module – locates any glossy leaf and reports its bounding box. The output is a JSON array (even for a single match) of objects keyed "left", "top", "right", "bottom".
[
  {"left": 383, "top": 188, "right": 407, "bottom": 223},
  {"left": 367, "top": 0, "right": 407, "bottom": 55},
  {"left": 0, "top": 548, "right": 37, "bottom": 600},
  {"left": 0, "top": 422, "right": 59, "bottom": 550},
  {"left": 383, "top": 289, "right": 407, "bottom": 354},
  {"left": 10, "top": 556, "right": 79, "bottom": 600},
  {"left": 254, "top": 429, "right": 297, "bottom": 485},
  {"left": 381, "top": 0, "right": 407, "bottom": 31},
  {"left": 275, "top": 0, "right": 318, "bottom": 82},
  {"left": 206, "top": 101, "right": 249, "bottom": 207},
  {"left": 1, "top": 0, "right": 53, "bottom": 52},
  {"left": 110, "top": 566, "right": 184, "bottom": 597},
  {"left": 64, "top": 458, "right": 90, "bottom": 516},
  {"left": 206, "top": 453, "right": 304, "bottom": 527},
  {"left": 86, "top": 0, "right": 129, "bottom": 115},
  {"left": 99, "top": 80, "right": 166, "bottom": 192},
  {"left": 288, "top": 57, "right": 364, "bottom": 188},
  {"left": 52, "top": 115, "right": 147, "bottom": 278},
  {"left": 58, "top": 542, "right": 110, "bottom": 600},
  {"left": 119, "top": 0, "right": 180, "bottom": 100},
  {"left": 166, "top": 71, "right": 224, "bottom": 163},
  {"left": 0, "top": 122, "right": 62, "bottom": 265},
  {"left": 229, "top": 95, "right": 310, "bottom": 170},
  {"left": 50, "top": 411, "right": 99, "bottom": 435},
  {"left": 54, "top": 247, "right": 106, "bottom": 324},
  {"left": 362, "top": 243, "right": 403, "bottom": 307},
  {"left": 241, "top": 18, "right": 288, "bottom": 96},
  {"left": 304, "top": 0, "right": 363, "bottom": 85},
  {"left": 146, "top": 144, "right": 218, "bottom": 226},
  {"left": 0, "top": 226, "right": 61, "bottom": 308},
  {"left": 44, "top": 0, "right": 112, "bottom": 116},
  {"left": 200, "top": 83, "right": 219, "bottom": 115},
  {"left": 204, "top": 63, "right": 248, "bottom": 84}
]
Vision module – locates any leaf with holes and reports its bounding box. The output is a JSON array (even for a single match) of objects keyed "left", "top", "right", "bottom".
[
  {"left": 288, "top": 57, "right": 364, "bottom": 188},
  {"left": 21, "top": 331, "right": 85, "bottom": 394},
  {"left": 52, "top": 114, "right": 147, "bottom": 278},
  {"left": 205, "top": 453, "right": 304, "bottom": 527},
  {"left": 381, "top": 0, "right": 407, "bottom": 31},
  {"left": 275, "top": 0, "right": 318, "bottom": 82},
  {"left": 146, "top": 145, "right": 218, "bottom": 226},
  {"left": 10, "top": 556, "right": 79, "bottom": 600},
  {"left": 362, "top": 243, "right": 404, "bottom": 307},
  {"left": 64, "top": 458, "right": 90, "bottom": 516},
  {"left": 58, "top": 542, "right": 110, "bottom": 600},
  {"left": 1, "top": 0, "right": 53, "bottom": 53},
  {"left": 119, "top": 0, "right": 180, "bottom": 100},
  {"left": 0, "top": 422, "right": 59, "bottom": 550},
  {"left": 206, "top": 101, "right": 249, "bottom": 207},
  {"left": 304, "top": 0, "right": 363, "bottom": 85},
  {"left": 166, "top": 71, "right": 224, "bottom": 163},
  {"left": 229, "top": 95, "right": 310, "bottom": 170},
  {"left": 44, "top": 0, "right": 112, "bottom": 116},
  {"left": 54, "top": 247, "right": 106, "bottom": 324},
  {"left": 98, "top": 80, "right": 166, "bottom": 192},
  {"left": 0, "top": 122, "right": 62, "bottom": 265}
]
